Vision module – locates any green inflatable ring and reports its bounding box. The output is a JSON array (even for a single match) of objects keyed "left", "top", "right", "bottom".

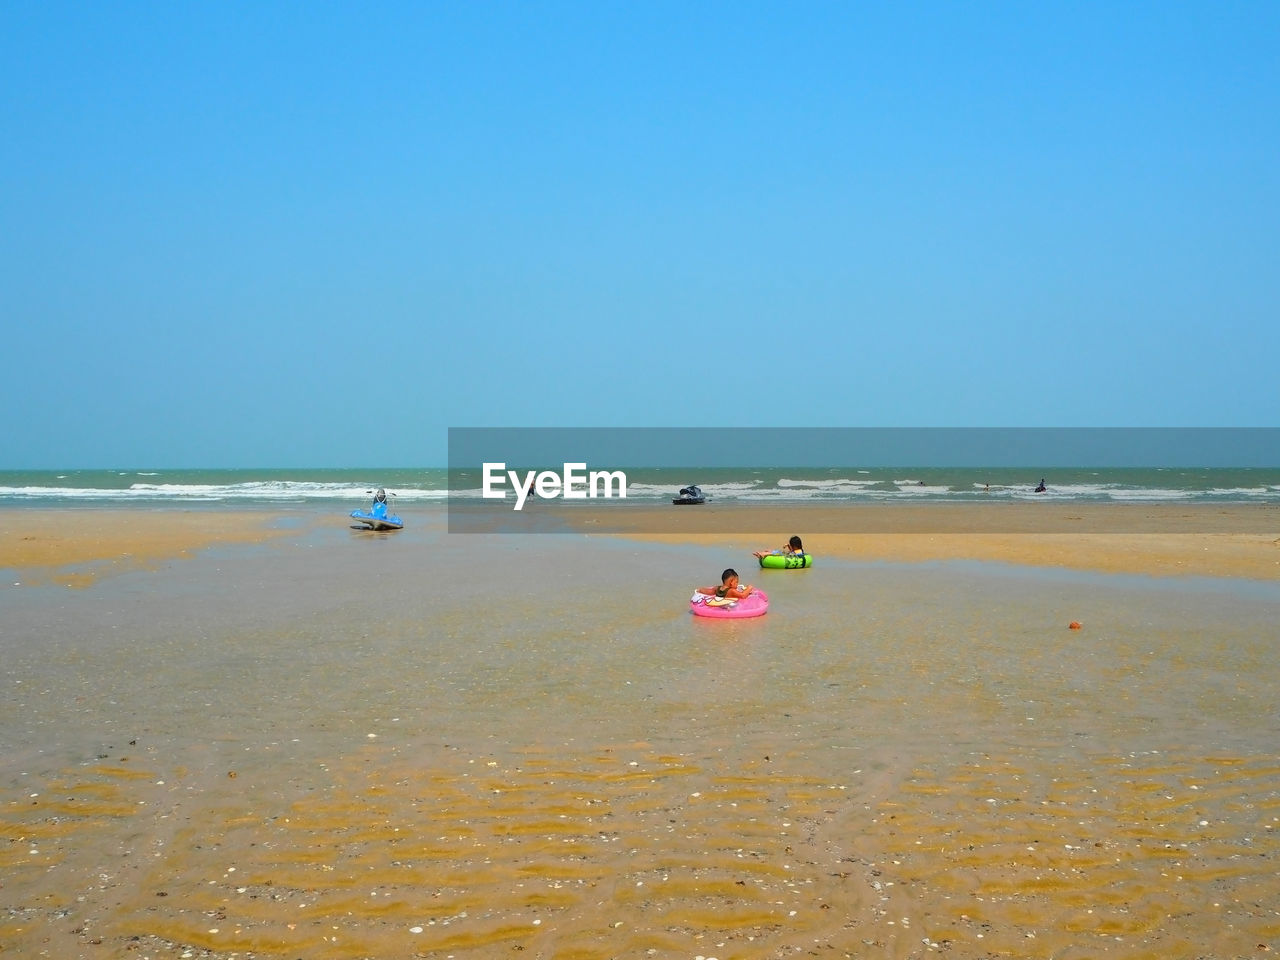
[{"left": 757, "top": 553, "right": 812, "bottom": 569}]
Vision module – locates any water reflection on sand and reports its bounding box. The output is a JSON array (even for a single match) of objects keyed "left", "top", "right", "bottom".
[{"left": 3, "top": 519, "right": 1279, "bottom": 958}]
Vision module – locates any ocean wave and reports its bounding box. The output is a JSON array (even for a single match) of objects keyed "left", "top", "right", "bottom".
[
  {"left": 0, "top": 482, "right": 449, "bottom": 502},
  {"left": 623, "top": 481, "right": 764, "bottom": 497},
  {"left": 1208, "top": 486, "right": 1275, "bottom": 497},
  {"left": 775, "top": 478, "right": 880, "bottom": 489},
  {"left": 3, "top": 470, "right": 1276, "bottom": 506},
  {"left": 1103, "top": 487, "right": 1198, "bottom": 501},
  {"left": 893, "top": 481, "right": 952, "bottom": 494}
]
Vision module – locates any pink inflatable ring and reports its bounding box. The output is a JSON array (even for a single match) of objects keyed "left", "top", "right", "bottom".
[{"left": 690, "top": 588, "right": 769, "bottom": 619}]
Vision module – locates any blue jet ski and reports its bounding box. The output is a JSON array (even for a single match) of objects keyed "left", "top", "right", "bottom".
[{"left": 350, "top": 489, "right": 403, "bottom": 530}]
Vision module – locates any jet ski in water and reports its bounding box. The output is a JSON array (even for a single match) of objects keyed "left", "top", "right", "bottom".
[
  {"left": 672, "top": 484, "right": 706, "bottom": 505},
  {"left": 350, "top": 488, "right": 404, "bottom": 530}
]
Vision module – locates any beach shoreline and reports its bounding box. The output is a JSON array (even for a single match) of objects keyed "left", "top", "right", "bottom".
[
  {"left": 584, "top": 502, "right": 1280, "bottom": 581},
  {"left": 3, "top": 507, "right": 1280, "bottom": 959},
  {"left": 0, "top": 508, "right": 304, "bottom": 586},
  {"left": 459, "top": 498, "right": 1280, "bottom": 534},
  {"left": 7, "top": 503, "right": 1277, "bottom": 584}
]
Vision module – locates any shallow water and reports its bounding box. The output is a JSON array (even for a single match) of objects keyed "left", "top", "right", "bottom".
[{"left": 3, "top": 517, "right": 1280, "bottom": 958}]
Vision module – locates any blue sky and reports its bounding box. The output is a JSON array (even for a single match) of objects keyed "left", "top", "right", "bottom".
[{"left": 2, "top": 2, "right": 1277, "bottom": 467}]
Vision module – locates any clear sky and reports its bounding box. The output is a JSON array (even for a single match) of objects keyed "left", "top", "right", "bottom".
[{"left": 2, "top": 2, "right": 1277, "bottom": 468}]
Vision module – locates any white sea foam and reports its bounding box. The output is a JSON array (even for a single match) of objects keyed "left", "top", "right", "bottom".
[
  {"left": 893, "top": 480, "right": 951, "bottom": 495},
  {"left": 4, "top": 469, "right": 1276, "bottom": 506},
  {"left": 1006, "top": 483, "right": 1115, "bottom": 500},
  {"left": 623, "top": 481, "right": 764, "bottom": 499},
  {"left": 1104, "top": 487, "right": 1197, "bottom": 501},
  {"left": 1208, "top": 486, "right": 1273, "bottom": 498},
  {"left": 0, "top": 482, "right": 449, "bottom": 502},
  {"left": 775, "top": 478, "right": 880, "bottom": 489}
]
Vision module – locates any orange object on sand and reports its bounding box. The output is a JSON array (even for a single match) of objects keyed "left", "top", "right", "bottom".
[{"left": 1068, "top": 621, "right": 1082, "bottom": 630}]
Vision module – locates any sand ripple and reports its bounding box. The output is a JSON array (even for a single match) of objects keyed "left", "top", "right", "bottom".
[{"left": 5, "top": 740, "right": 1280, "bottom": 959}]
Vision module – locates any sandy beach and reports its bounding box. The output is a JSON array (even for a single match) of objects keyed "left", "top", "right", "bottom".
[
  {"left": 8, "top": 1, "right": 1279, "bottom": 957},
  {"left": 3, "top": 506, "right": 1280, "bottom": 959},
  {"left": 7, "top": 503, "right": 1275, "bottom": 586},
  {"left": 0, "top": 510, "right": 298, "bottom": 587}
]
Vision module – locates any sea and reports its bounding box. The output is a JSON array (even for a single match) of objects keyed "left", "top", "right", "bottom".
[{"left": 1, "top": 466, "right": 1278, "bottom": 507}]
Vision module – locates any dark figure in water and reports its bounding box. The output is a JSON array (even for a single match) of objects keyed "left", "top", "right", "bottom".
[{"left": 1034, "top": 478, "right": 1047, "bottom": 493}]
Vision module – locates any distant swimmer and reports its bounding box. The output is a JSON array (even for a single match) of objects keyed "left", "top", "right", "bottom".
[{"left": 1035, "top": 478, "right": 1047, "bottom": 493}]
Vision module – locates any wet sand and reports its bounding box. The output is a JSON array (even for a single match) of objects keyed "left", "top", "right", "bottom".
[
  {"left": 578, "top": 502, "right": 1280, "bottom": 580},
  {"left": 622, "top": 530, "right": 1280, "bottom": 581},
  {"left": 0, "top": 510, "right": 297, "bottom": 587},
  {"left": 3, "top": 508, "right": 1280, "bottom": 959},
  {"left": 5, "top": 503, "right": 1279, "bottom": 585},
  {"left": 454, "top": 500, "right": 1280, "bottom": 579}
]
